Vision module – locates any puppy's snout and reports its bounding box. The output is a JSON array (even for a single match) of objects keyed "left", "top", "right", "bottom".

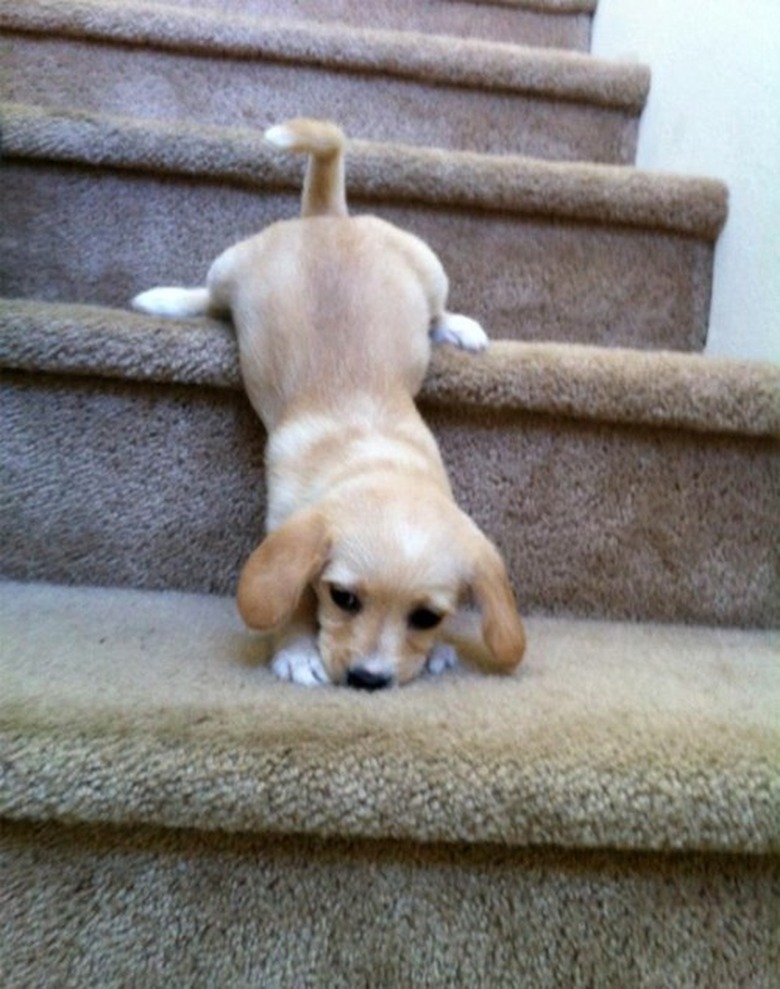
[{"left": 346, "top": 667, "right": 392, "bottom": 691}]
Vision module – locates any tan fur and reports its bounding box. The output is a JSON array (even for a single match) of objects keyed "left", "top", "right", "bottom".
[{"left": 133, "top": 118, "right": 525, "bottom": 687}]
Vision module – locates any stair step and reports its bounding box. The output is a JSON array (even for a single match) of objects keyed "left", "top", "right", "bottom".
[
  {"left": 0, "top": 103, "right": 727, "bottom": 352},
  {"left": 3, "top": 299, "right": 778, "bottom": 627},
  {"left": 2, "top": 579, "right": 777, "bottom": 852},
  {"left": 2, "top": 577, "right": 777, "bottom": 986},
  {"left": 0, "top": 0, "right": 647, "bottom": 162},
  {"left": 5, "top": 300, "right": 777, "bottom": 437},
  {"left": 154, "top": 0, "right": 598, "bottom": 49}
]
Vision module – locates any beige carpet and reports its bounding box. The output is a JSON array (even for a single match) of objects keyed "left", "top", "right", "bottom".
[
  {"left": 0, "top": 101, "right": 726, "bottom": 350},
  {"left": 3, "top": 299, "right": 778, "bottom": 626},
  {"left": 4, "top": 299, "right": 776, "bottom": 435},
  {"left": 156, "top": 0, "right": 598, "bottom": 49},
  {"left": 4, "top": 821, "right": 775, "bottom": 988},
  {"left": 2, "top": 580, "right": 777, "bottom": 850},
  {"left": 1, "top": 580, "right": 777, "bottom": 986},
  {"left": 0, "top": 0, "right": 644, "bottom": 160},
  {"left": 1, "top": 2, "right": 778, "bottom": 983}
]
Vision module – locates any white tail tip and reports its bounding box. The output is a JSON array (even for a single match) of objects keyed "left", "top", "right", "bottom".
[
  {"left": 263, "top": 124, "right": 297, "bottom": 151},
  {"left": 263, "top": 118, "right": 345, "bottom": 157}
]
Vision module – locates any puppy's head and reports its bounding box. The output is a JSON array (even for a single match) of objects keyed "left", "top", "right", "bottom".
[{"left": 237, "top": 492, "right": 525, "bottom": 688}]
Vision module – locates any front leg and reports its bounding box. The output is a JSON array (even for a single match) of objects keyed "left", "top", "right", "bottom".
[{"left": 430, "top": 311, "right": 489, "bottom": 353}]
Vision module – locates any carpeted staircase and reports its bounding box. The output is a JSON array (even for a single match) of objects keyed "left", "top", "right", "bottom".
[{"left": 1, "top": 1, "right": 778, "bottom": 985}]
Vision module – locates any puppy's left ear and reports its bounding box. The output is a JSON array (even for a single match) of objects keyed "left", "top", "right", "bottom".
[
  {"left": 463, "top": 531, "right": 526, "bottom": 674},
  {"left": 237, "top": 509, "right": 330, "bottom": 631}
]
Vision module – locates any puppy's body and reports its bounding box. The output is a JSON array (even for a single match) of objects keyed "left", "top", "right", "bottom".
[
  {"left": 223, "top": 215, "right": 452, "bottom": 523},
  {"left": 133, "top": 118, "right": 525, "bottom": 688}
]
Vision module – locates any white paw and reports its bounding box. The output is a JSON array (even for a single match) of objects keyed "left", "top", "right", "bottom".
[
  {"left": 430, "top": 313, "right": 489, "bottom": 353},
  {"left": 271, "top": 637, "right": 330, "bottom": 686},
  {"left": 425, "top": 642, "right": 459, "bottom": 677},
  {"left": 131, "top": 286, "right": 210, "bottom": 318}
]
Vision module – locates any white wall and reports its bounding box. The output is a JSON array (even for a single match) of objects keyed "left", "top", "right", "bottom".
[{"left": 592, "top": 0, "right": 780, "bottom": 362}]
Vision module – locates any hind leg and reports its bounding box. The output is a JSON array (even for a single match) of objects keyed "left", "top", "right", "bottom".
[
  {"left": 382, "top": 223, "right": 489, "bottom": 353},
  {"left": 130, "top": 240, "right": 245, "bottom": 319}
]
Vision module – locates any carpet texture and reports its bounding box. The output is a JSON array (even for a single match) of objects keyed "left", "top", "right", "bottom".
[
  {"left": 0, "top": 0, "right": 645, "bottom": 160},
  {"left": 3, "top": 822, "right": 775, "bottom": 988},
  {"left": 1, "top": 2, "right": 778, "bottom": 983},
  {"left": 1, "top": 579, "right": 778, "bottom": 987},
  {"left": 3, "top": 299, "right": 778, "bottom": 624},
  {"left": 4, "top": 299, "right": 777, "bottom": 436},
  {"left": 156, "top": 0, "right": 598, "bottom": 49},
  {"left": 0, "top": 101, "right": 723, "bottom": 233},
  {"left": 2, "top": 581, "right": 777, "bottom": 852},
  {"left": 0, "top": 102, "right": 726, "bottom": 350},
  {"left": 3, "top": 307, "right": 779, "bottom": 625}
]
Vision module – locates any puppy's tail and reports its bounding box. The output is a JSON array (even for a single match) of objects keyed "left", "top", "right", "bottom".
[{"left": 264, "top": 118, "right": 348, "bottom": 218}]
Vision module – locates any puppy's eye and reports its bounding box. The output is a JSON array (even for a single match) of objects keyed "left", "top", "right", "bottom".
[
  {"left": 408, "top": 607, "right": 443, "bottom": 631},
  {"left": 329, "top": 586, "right": 362, "bottom": 615}
]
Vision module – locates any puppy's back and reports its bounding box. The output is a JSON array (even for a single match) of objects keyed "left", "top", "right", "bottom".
[{"left": 229, "top": 215, "right": 441, "bottom": 426}]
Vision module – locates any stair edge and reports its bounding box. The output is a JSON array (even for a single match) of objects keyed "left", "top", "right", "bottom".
[
  {"left": 2, "top": 579, "right": 778, "bottom": 856},
  {"left": 2, "top": 299, "right": 778, "bottom": 438},
  {"left": 0, "top": 0, "right": 648, "bottom": 109},
  {"left": 0, "top": 102, "right": 729, "bottom": 240}
]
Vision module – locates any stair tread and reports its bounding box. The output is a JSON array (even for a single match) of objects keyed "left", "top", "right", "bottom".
[
  {"left": 3, "top": 299, "right": 778, "bottom": 438},
  {"left": 151, "top": 0, "right": 597, "bottom": 50},
  {"left": 1, "top": 580, "right": 777, "bottom": 853},
  {"left": 0, "top": 0, "right": 646, "bottom": 108},
  {"left": 0, "top": 102, "right": 727, "bottom": 351},
  {"left": 0, "top": 101, "right": 726, "bottom": 239}
]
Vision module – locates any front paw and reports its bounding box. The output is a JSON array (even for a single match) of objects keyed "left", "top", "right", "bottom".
[
  {"left": 425, "top": 642, "right": 459, "bottom": 677},
  {"left": 430, "top": 312, "right": 489, "bottom": 353},
  {"left": 271, "top": 636, "right": 329, "bottom": 686}
]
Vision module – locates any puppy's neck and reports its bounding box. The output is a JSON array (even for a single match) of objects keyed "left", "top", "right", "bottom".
[{"left": 265, "top": 390, "right": 451, "bottom": 530}]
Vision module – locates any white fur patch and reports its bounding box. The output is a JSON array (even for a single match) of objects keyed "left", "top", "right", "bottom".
[
  {"left": 266, "top": 408, "right": 437, "bottom": 530},
  {"left": 321, "top": 561, "right": 361, "bottom": 589},
  {"left": 131, "top": 286, "right": 210, "bottom": 318},
  {"left": 349, "top": 435, "right": 431, "bottom": 475},
  {"left": 265, "top": 414, "right": 339, "bottom": 527},
  {"left": 389, "top": 515, "right": 433, "bottom": 563},
  {"left": 430, "top": 312, "right": 489, "bottom": 352},
  {"left": 271, "top": 636, "right": 329, "bottom": 686},
  {"left": 356, "top": 653, "right": 396, "bottom": 680},
  {"left": 267, "top": 413, "right": 335, "bottom": 465}
]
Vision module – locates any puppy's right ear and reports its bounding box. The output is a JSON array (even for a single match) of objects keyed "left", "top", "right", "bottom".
[
  {"left": 468, "top": 539, "right": 526, "bottom": 674},
  {"left": 457, "top": 524, "right": 526, "bottom": 675},
  {"left": 237, "top": 510, "right": 330, "bottom": 631}
]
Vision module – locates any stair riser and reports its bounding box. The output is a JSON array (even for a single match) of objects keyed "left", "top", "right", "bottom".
[
  {"left": 2, "top": 821, "right": 774, "bottom": 989},
  {"left": 1, "top": 34, "right": 638, "bottom": 162},
  {"left": 0, "top": 163, "right": 714, "bottom": 352},
  {"left": 156, "top": 0, "right": 595, "bottom": 49},
  {"left": 5, "top": 372, "right": 778, "bottom": 627}
]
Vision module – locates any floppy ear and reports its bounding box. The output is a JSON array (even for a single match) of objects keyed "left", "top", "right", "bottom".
[
  {"left": 464, "top": 532, "right": 526, "bottom": 674},
  {"left": 236, "top": 509, "right": 330, "bottom": 631}
]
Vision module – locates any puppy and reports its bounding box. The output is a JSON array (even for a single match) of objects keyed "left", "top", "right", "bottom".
[{"left": 133, "top": 118, "right": 525, "bottom": 689}]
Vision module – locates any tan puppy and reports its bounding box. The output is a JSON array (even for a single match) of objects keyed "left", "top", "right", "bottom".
[{"left": 133, "top": 118, "right": 525, "bottom": 689}]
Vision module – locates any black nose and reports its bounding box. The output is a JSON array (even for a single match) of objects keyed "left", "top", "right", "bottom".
[{"left": 346, "top": 667, "right": 392, "bottom": 691}]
